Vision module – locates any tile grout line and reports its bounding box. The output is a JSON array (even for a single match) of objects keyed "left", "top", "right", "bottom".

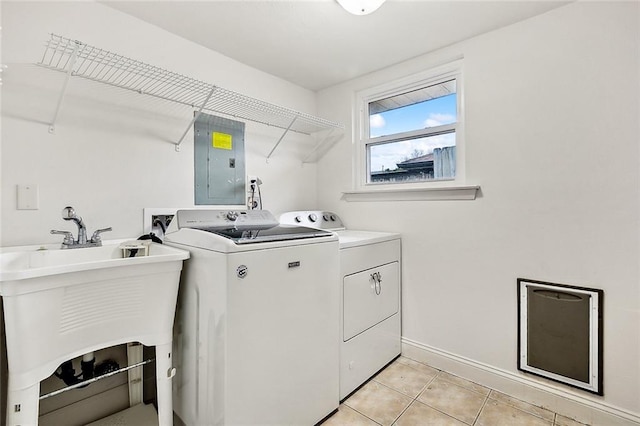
[
  {"left": 411, "top": 358, "right": 560, "bottom": 425},
  {"left": 396, "top": 357, "right": 443, "bottom": 380},
  {"left": 348, "top": 406, "right": 383, "bottom": 425},
  {"left": 382, "top": 363, "right": 482, "bottom": 425},
  {"left": 389, "top": 400, "right": 414, "bottom": 425},
  {"left": 389, "top": 375, "right": 431, "bottom": 426},
  {"left": 378, "top": 362, "right": 441, "bottom": 426},
  {"left": 487, "top": 390, "right": 557, "bottom": 424},
  {"left": 347, "top": 357, "right": 585, "bottom": 426},
  {"left": 404, "top": 360, "right": 505, "bottom": 425},
  {"left": 410, "top": 373, "right": 483, "bottom": 426},
  {"left": 471, "top": 393, "right": 491, "bottom": 426},
  {"left": 418, "top": 370, "right": 494, "bottom": 425},
  {"left": 341, "top": 400, "right": 384, "bottom": 425}
]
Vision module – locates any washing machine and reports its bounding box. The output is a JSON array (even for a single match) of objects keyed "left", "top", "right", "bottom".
[
  {"left": 280, "top": 211, "right": 401, "bottom": 400},
  {"left": 164, "top": 209, "right": 339, "bottom": 426}
]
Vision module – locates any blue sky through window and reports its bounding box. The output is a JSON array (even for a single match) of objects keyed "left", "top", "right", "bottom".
[{"left": 369, "top": 93, "right": 457, "bottom": 173}]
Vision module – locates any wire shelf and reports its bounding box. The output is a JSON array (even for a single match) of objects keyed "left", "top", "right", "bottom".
[{"left": 37, "top": 34, "right": 343, "bottom": 156}]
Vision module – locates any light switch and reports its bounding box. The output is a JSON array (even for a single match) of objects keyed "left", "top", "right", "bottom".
[{"left": 17, "top": 184, "right": 39, "bottom": 210}]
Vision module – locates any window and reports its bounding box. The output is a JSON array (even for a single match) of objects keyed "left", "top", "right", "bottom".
[{"left": 354, "top": 61, "right": 463, "bottom": 190}]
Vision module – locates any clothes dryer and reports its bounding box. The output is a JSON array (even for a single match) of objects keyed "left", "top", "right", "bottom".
[{"left": 280, "top": 211, "right": 401, "bottom": 400}]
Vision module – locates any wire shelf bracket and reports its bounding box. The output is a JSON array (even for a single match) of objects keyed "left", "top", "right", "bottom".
[
  {"left": 47, "top": 39, "right": 80, "bottom": 134},
  {"left": 267, "top": 115, "right": 298, "bottom": 161},
  {"left": 174, "top": 86, "right": 217, "bottom": 152},
  {"left": 37, "top": 34, "right": 344, "bottom": 160}
]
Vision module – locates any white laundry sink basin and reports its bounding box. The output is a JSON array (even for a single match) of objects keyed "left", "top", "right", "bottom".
[
  {"left": 0, "top": 241, "right": 188, "bottom": 284},
  {"left": 0, "top": 240, "right": 189, "bottom": 408}
]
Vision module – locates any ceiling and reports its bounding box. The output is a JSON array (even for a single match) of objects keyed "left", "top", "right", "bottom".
[{"left": 103, "top": 0, "right": 571, "bottom": 92}]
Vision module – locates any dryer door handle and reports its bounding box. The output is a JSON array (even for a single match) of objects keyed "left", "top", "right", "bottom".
[{"left": 371, "top": 272, "right": 382, "bottom": 295}]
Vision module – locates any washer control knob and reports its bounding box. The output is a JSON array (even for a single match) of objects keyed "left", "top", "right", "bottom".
[
  {"left": 323, "top": 214, "right": 330, "bottom": 222},
  {"left": 226, "top": 211, "right": 238, "bottom": 221},
  {"left": 308, "top": 213, "right": 318, "bottom": 222},
  {"left": 330, "top": 214, "right": 337, "bottom": 221},
  {"left": 294, "top": 215, "right": 302, "bottom": 223}
]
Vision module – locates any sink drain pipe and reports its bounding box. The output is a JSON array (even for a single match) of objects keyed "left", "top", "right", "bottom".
[
  {"left": 81, "top": 352, "right": 96, "bottom": 381},
  {"left": 55, "top": 352, "right": 96, "bottom": 386}
]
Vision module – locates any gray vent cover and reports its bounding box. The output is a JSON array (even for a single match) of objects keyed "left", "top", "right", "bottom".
[{"left": 517, "top": 278, "right": 603, "bottom": 395}]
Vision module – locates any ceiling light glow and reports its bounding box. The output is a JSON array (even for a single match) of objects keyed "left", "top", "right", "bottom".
[{"left": 336, "top": 0, "right": 387, "bottom": 16}]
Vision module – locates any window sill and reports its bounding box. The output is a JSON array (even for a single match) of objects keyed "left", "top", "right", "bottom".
[{"left": 342, "top": 185, "right": 480, "bottom": 202}]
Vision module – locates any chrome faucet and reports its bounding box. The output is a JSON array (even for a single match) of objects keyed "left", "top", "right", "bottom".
[
  {"left": 63, "top": 206, "right": 87, "bottom": 244},
  {"left": 51, "top": 206, "right": 112, "bottom": 249}
]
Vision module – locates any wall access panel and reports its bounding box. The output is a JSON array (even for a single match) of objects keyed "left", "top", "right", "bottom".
[
  {"left": 194, "top": 114, "right": 246, "bottom": 205},
  {"left": 517, "top": 278, "right": 603, "bottom": 395}
]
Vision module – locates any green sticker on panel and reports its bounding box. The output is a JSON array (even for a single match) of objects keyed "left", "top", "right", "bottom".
[{"left": 212, "top": 132, "right": 233, "bottom": 150}]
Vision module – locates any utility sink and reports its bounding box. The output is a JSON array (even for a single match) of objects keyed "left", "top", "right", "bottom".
[
  {"left": 0, "top": 240, "right": 188, "bottom": 284},
  {"left": 0, "top": 240, "right": 189, "bottom": 425}
]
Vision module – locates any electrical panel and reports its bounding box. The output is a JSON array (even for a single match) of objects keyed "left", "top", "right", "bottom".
[{"left": 194, "top": 113, "right": 246, "bottom": 205}]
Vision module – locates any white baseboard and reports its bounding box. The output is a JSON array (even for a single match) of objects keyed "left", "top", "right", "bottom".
[{"left": 402, "top": 338, "right": 640, "bottom": 426}]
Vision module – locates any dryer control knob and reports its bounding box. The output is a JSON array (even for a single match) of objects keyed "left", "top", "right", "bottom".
[
  {"left": 294, "top": 215, "right": 302, "bottom": 223},
  {"left": 323, "top": 214, "right": 330, "bottom": 222},
  {"left": 226, "top": 211, "right": 238, "bottom": 221},
  {"left": 330, "top": 214, "right": 337, "bottom": 221},
  {"left": 308, "top": 213, "right": 318, "bottom": 222}
]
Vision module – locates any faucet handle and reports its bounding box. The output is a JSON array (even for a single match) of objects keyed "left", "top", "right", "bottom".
[
  {"left": 51, "top": 230, "right": 74, "bottom": 246},
  {"left": 91, "top": 227, "right": 113, "bottom": 243}
]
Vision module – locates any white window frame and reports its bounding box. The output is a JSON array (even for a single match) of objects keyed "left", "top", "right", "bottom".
[{"left": 348, "top": 60, "right": 477, "bottom": 201}]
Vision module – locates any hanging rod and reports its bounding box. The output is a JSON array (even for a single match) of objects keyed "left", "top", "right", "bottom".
[{"left": 37, "top": 34, "right": 343, "bottom": 156}]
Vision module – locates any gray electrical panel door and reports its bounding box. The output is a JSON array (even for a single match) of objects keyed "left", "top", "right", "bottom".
[{"left": 194, "top": 113, "right": 246, "bottom": 205}]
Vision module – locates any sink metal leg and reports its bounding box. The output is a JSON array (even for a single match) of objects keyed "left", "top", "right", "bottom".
[
  {"left": 155, "top": 342, "right": 175, "bottom": 426},
  {"left": 6, "top": 382, "right": 39, "bottom": 426}
]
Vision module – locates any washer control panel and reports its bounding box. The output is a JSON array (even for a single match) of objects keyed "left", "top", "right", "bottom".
[
  {"left": 176, "top": 209, "right": 279, "bottom": 231},
  {"left": 280, "top": 211, "right": 345, "bottom": 230}
]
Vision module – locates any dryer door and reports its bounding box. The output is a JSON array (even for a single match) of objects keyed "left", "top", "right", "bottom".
[{"left": 343, "top": 261, "right": 399, "bottom": 341}]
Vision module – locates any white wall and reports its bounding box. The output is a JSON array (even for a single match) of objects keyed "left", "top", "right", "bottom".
[
  {"left": 1, "top": 1, "right": 319, "bottom": 246},
  {"left": 2, "top": 0, "right": 639, "bottom": 424},
  {"left": 317, "top": 1, "right": 639, "bottom": 423}
]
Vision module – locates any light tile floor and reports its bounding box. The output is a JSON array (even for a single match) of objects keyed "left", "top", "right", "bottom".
[{"left": 323, "top": 356, "right": 589, "bottom": 426}]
